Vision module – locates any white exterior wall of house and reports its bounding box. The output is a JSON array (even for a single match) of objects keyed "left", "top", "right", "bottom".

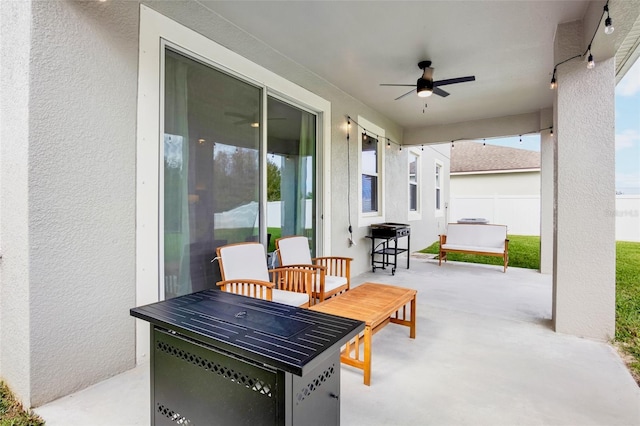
[
  {"left": 451, "top": 171, "right": 540, "bottom": 196},
  {"left": 0, "top": 2, "right": 448, "bottom": 407}
]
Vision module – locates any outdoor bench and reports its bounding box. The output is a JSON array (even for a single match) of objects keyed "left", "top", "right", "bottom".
[{"left": 438, "top": 223, "right": 509, "bottom": 272}]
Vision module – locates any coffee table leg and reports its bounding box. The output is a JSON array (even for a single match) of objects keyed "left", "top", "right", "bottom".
[
  {"left": 364, "top": 325, "right": 372, "bottom": 386},
  {"left": 410, "top": 295, "right": 416, "bottom": 339}
]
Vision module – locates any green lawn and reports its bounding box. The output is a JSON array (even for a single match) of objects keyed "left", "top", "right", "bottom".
[{"left": 0, "top": 381, "right": 43, "bottom": 426}]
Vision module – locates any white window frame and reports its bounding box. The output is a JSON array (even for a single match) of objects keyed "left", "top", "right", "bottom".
[
  {"left": 408, "top": 149, "right": 421, "bottom": 220},
  {"left": 357, "top": 116, "right": 385, "bottom": 227},
  {"left": 435, "top": 159, "right": 444, "bottom": 217},
  {"left": 136, "top": 5, "right": 331, "bottom": 363}
]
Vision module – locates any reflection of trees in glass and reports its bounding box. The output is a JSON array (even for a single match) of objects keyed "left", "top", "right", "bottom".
[
  {"left": 267, "top": 159, "right": 281, "bottom": 201},
  {"left": 213, "top": 148, "right": 259, "bottom": 212}
]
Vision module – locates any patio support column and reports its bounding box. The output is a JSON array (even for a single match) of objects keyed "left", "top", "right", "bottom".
[
  {"left": 539, "top": 108, "right": 554, "bottom": 274},
  {"left": 552, "top": 21, "right": 616, "bottom": 340}
]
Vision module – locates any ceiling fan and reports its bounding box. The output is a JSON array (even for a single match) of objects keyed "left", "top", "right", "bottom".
[{"left": 380, "top": 60, "right": 475, "bottom": 100}]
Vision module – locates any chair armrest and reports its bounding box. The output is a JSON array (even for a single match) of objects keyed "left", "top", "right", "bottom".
[
  {"left": 216, "top": 279, "right": 274, "bottom": 289},
  {"left": 312, "top": 257, "right": 351, "bottom": 286}
]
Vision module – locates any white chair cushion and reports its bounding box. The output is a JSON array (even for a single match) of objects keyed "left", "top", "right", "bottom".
[
  {"left": 219, "top": 243, "right": 270, "bottom": 281},
  {"left": 314, "top": 274, "right": 347, "bottom": 293},
  {"left": 272, "top": 289, "right": 309, "bottom": 307},
  {"left": 278, "top": 236, "right": 313, "bottom": 265},
  {"left": 442, "top": 244, "right": 504, "bottom": 254}
]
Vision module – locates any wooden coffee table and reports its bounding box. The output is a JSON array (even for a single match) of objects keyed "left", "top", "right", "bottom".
[{"left": 309, "top": 282, "right": 417, "bottom": 385}]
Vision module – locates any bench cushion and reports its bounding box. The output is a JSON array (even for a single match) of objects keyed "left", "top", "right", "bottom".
[
  {"left": 441, "top": 244, "right": 505, "bottom": 254},
  {"left": 445, "top": 224, "right": 507, "bottom": 249}
]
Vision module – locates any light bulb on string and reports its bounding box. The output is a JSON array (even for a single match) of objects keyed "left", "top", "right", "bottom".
[
  {"left": 387, "top": 140, "right": 391, "bottom": 149},
  {"left": 587, "top": 46, "right": 595, "bottom": 69},
  {"left": 483, "top": 139, "right": 486, "bottom": 148},
  {"left": 550, "top": 77, "right": 557, "bottom": 90},
  {"left": 519, "top": 136, "right": 522, "bottom": 145},
  {"left": 451, "top": 140, "right": 455, "bottom": 149},
  {"left": 604, "top": 4, "right": 614, "bottom": 34},
  {"left": 421, "top": 144, "right": 424, "bottom": 151}
]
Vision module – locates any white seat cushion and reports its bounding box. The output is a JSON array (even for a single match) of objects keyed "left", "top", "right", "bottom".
[
  {"left": 272, "top": 289, "right": 309, "bottom": 307},
  {"left": 314, "top": 274, "right": 347, "bottom": 293},
  {"left": 442, "top": 244, "right": 504, "bottom": 254}
]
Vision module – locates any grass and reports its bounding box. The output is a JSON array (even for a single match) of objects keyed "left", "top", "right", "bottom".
[
  {"left": 421, "top": 235, "right": 640, "bottom": 383},
  {"left": 615, "top": 241, "right": 640, "bottom": 383},
  {"left": 0, "top": 381, "right": 44, "bottom": 426}
]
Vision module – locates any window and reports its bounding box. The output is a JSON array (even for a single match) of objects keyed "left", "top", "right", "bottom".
[
  {"left": 409, "top": 152, "right": 419, "bottom": 213},
  {"left": 435, "top": 160, "right": 443, "bottom": 215},
  {"left": 361, "top": 133, "right": 379, "bottom": 213},
  {"left": 357, "top": 116, "right": 385, "bottom": 223}
]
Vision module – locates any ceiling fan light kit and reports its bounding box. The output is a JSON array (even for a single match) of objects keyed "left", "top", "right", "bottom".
[
  {"left": 417, "top": 78, "right": 433, "bottom": 97},
  {"left": 380, "top": 60, "right": 475, "bottom": 102}
]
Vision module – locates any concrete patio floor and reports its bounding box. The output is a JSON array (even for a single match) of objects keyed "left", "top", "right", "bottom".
[{"left": 35, "top": 256, "right": 640, "bottom": 425}]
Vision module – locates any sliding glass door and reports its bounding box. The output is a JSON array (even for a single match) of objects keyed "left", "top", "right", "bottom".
[
  {"left": 162, "top": 48, "right": 317, "bottom": 298},
  {"left": 266, "top": 96, "right": 316, "bottom": 254}
]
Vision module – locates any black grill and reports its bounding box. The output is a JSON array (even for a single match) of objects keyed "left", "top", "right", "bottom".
[{"left": 367, "top": 223, "right": 411, "bottom": 275}]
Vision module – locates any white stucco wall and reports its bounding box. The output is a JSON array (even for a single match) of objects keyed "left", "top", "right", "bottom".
[
  {"left": 1, "top": 2, "right": 139, "bottom": 406},
  {"left": 553, "top": 20, "right": 616, "bottom": 341},
  {"left": 0, "top": 0, "right": 32, "bottom": 404}
]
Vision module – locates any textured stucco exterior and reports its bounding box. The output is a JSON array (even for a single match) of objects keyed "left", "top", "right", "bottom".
[
  {"left": 540, "top": 119, "right": 555, "bottom": 274},
  {"left": 1, "top": 2, "right": 139, "bottom": 406},
  {"left": 0, "top": 0, "right": 32, "bottom": 404},
  {"left": 553, "top": 20, "right": 616, "bottom": 340}
]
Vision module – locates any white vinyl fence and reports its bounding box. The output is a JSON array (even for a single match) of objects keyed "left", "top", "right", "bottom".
[{"left": 449, "top": 195, "right": 640, "bottom": 242}]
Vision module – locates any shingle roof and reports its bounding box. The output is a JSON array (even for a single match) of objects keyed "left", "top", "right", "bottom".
[{"left": 450, "top": 141, "right": 540, "bottom": 173}]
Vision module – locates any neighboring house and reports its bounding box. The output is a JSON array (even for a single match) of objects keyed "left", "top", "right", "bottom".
[{"left": 449, "top": 141, "right": 541, "bottom": 235}]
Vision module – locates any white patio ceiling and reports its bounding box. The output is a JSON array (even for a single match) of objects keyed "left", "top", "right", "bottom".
[{"left": 200, "top": 0, "right": 591, "bottom": 129}]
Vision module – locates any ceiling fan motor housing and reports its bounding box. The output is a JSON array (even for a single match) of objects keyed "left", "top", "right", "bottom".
[{"left": 417, "top": 78, "right": 433, "bottom": 97}]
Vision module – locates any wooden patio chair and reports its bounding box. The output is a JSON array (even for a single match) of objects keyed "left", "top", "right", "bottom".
[
  {"left": 276, "top": 236, "right": 352, "bottom": 302},
  {"left": 216, "top": 242, "right": 312, "bottom": 307}
]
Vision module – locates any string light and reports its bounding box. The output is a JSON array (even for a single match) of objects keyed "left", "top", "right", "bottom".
[
  {"left": 387, "top": 140, "right": 391, "bottom": 149},
  {"left": 604, "top": 4, "right": 614, "bottom": 34},
  {"left": 451, "top": 140, "right": 455, "bottom": 149},
  {"left": 399, "top": 145, "right": 402, "bottom": 151},
  {"left": 421, "top": 144, "right": 424, "bottom": 151},
  {"left": 587, "top": 45, "right": 595, "bottom": 69},
  {"left": 548, "top": 1, "right": 612, "bottom": 86},
  {"left": 483, "top": 139, "right": 486, "bottom": 148},
  {"left": 550, "top": 127, "right": 554, "bottom": 137}
]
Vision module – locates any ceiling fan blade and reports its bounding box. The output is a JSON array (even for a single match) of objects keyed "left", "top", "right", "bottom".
[
  {"left": 395, "top": 88, "right": 416, "bottom": 101},
  {"left": 380, "top": 83, "right": 415, "bottom": 87},
  {"left": 433, "top": 76, "right": 476, "bottom": 87},
  {"left": 433, "top": 87, "right": 450, "bottom": 97}
]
